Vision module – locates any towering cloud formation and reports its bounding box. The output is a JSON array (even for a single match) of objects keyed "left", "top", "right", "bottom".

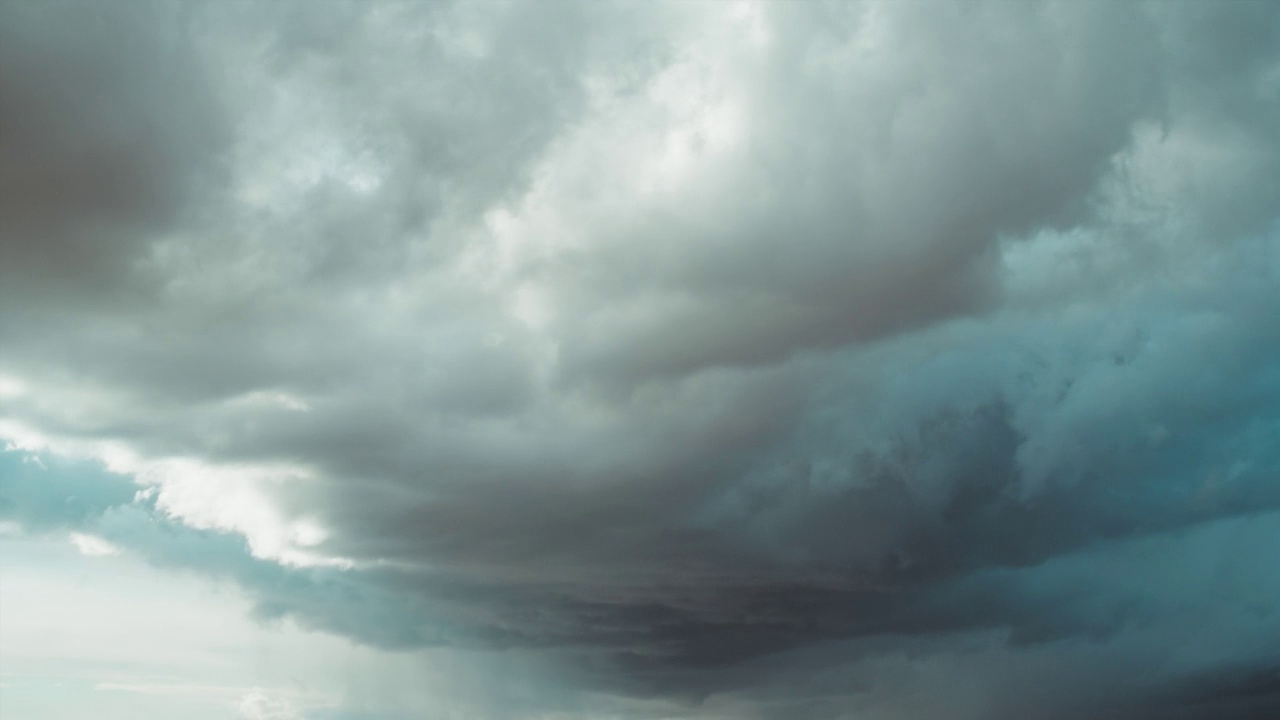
[{"left": 3, "top": 1, "right": 1279, "bottom": 718}]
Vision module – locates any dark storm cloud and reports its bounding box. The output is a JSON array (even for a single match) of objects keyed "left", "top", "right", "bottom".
[
  {"left": 0, "top": 0, "right": 226, "bottom": 306},
  {"left": 3, "top": 1, "right": 1280, "bottom": 718}
]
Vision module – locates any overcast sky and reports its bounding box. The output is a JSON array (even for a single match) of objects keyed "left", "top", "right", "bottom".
[{"left": 2, "top": 1, "right": 1279, "bottom": 718}]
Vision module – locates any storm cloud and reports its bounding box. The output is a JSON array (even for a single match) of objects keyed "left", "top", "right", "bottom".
[{"left": 3, "top": 1, "right": 1280, "bottom": 718}]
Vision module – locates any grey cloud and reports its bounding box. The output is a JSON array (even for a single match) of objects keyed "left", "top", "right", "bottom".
[
  {"left": 541, "top": 0, "right": 1167, "bottom": 388},
  {"left": 0, "top": 0, "right": 227, "bottom": 308},
  {"left": 3, "top": 1, "right": 1280, "bottom": 718}
]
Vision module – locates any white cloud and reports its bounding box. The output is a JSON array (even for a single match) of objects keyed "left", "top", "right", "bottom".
[
  {"left": 234, "top": 688, "right": 305, "bottom": 720},
  {"left": 69, "top": 532, "right": 120, "bottom": 557}
]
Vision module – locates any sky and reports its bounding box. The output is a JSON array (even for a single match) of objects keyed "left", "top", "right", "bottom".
[{"left": 1, "top": 0, "right": 1279, "bottom": 718}]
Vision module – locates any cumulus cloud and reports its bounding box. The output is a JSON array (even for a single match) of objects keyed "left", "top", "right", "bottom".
[{"left": 2, "top": 1, "right": 1280, "bottom": 718}]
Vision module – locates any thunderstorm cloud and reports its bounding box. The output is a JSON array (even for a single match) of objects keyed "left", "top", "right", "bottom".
[{"left": 2, "top": 1, "right": 1279, "bottom": 718}]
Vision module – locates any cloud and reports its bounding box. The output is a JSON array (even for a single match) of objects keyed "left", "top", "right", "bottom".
[
  {"left": 69, "top": 532, "right": 120, "bottom": 557},
  {"left": 2, "top": 1, "right": 1279, "bottom": 718},
  {"left": 235, "top": 689, "right": 305, "bottom": 720},
  {"left": 0, "top": 0, "right": 227, "bottom": 310}
]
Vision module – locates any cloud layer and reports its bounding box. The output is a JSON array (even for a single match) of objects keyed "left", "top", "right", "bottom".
[{"left": 3, "top": 1, "right": 1280, "bottom": 717}]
